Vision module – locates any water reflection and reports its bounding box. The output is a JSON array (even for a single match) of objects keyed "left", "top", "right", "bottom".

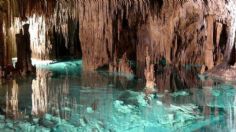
[
  {"left": 31, "top": 69, "right": 48, "bottom": 115},
  {"left": 6, "top": 80, "right": 19, "bottom": 119},
  {"left": 31, "top": 69, "right": 78, "bottom": 121},
  {"left": 0, "top": 63, "right": 236, "bottom": 131},
  {"left": 156, "top": 66, "right": 201, "bottom": 93}
]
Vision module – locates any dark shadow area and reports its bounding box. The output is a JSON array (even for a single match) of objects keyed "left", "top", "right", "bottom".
[
  {"left": 15, "top": 24, "right": 35, "bottom": 76},
  {"left": 150, "top": 0, "right": 163, "bottom": 15},
  {"left": 213, "top": 23, "right": 228, "bottom": 65},
  {"left": 228, "top": 45, "right": 236, "bottom": 65},
  {"left": 53, "top": 26, "right": 68, "bottom": 59},
  {"left": 52, "top": 20, "right": 82, "bottom": 60},
  {"left": 219, "top": 25, "right": 228, "bottom": 54},
  {"left": 117, "top": 16, "right": 137, "bottom": 62}
]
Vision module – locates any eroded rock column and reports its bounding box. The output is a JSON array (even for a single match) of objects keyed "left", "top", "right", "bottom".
[
  {"left": 213, "top": 22, "right": 224, "bottom": 65},
  {"left": 204, "top": 16, "right": 215, "bottom": 71},
  {"left": 15, "top": 24, "right": 34, "bottom": 75}
]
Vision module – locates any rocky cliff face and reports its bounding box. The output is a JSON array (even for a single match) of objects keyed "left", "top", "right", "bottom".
[{"left": 0, "top": 0, "right": 236, "bottom": 79}]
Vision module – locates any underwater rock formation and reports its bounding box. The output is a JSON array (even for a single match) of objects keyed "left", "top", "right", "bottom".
[{"left": 0, "top": 0, "right": 236, "bottom": 79}]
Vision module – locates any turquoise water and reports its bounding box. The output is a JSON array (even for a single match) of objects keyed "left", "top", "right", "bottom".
[{"left": 0, "top": 60, "right": 235, "bottom": 132}]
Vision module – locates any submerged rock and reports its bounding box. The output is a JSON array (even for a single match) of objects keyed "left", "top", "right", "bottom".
[
  {"left": 114, "top": 100, "right": 134, "bottom": 114},
  {"left": 54, "top": 123, "right": 78, "bottom": 132},
  {"left": 118, "top": 90, "right": 154, "bottom": 108},
  {"left": 38, "top": 114, "right": 57, "bottom": 128},
  {"left": 86, "top": 107, "right": 94, "bottom": 114},
  {"left": 171, "top": 91, "right": 189, "bottom": 97}
]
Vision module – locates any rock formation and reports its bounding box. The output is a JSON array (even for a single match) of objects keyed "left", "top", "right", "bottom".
[
  {"left": 0, "top": 0, "right": 236, "bottom": 79},
  {"left": 109, "top": 52, "right": 133, "bottom": 74},
  {"left": 144, "top": 48, "right": 156, "bottom": 91},
  {"left": 15, "top": 24, "right": 34, "bottom": 75}
]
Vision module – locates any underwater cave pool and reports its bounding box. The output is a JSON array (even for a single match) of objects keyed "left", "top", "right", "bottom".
[{"left": 0, "top": 60, "right": 236, "bottom": 132}]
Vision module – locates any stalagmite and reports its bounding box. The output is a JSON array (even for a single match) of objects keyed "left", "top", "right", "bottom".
[{"left": 144, "top": 47, "right": 156, "bottom": 93}]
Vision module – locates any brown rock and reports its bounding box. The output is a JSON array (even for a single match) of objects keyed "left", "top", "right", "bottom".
[
  {"left": 144, "top": 48, "right": 156, "bottom": 90},
  {"left": 109, "top": 52, "right": 133, "bottom": 75},
  {"left": 204, "top": 15, "right": 214, "bottom": 70}
]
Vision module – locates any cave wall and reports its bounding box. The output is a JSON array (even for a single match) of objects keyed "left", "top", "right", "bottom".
[
  {"left": 0, "top": 0, "right": 236, "bottom": 77},
  {"left": 75, "top": 0, "right": 235, "bottom": 75},
  {"left": 136, "top": 1, "right": 232, "bottom": 76}
]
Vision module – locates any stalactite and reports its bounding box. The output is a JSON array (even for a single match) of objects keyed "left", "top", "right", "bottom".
[
  {"left": 1, "top": 0, "right": 158, "bottom": 64},
  {"left": 28, "top": 14, "right": 47, "bottom": 59},
  {"left": 1, "top": 0, "right": 236, "bottom": 76}
]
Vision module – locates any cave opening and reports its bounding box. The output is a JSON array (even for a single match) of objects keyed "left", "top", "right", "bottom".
[
  {"left": 108, "top": 12, "right": 138, "bottom": 75},
  {"left": 52, "top": 21, "right": 82, "bottom": 60},
  {"left": 117, "top": 12, "right": 137, "bottom": 61},
  {"left": 10, "top": 16, "right": 83, "bottom": 76},
  {"left": 213, "top": 23, "right": 228, "bottom": 66},
  {"left": 219, "top": 25, "right": 227, "bottom": 54}
]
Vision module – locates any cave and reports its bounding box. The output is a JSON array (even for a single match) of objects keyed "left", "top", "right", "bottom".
[{"left": 0, "top": 0, "right": 236, "bottom": 131}]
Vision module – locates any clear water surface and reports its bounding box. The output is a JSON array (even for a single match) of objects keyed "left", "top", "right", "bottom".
[{"left": 0, "top": 60, "right": 235, "bottom": 132}]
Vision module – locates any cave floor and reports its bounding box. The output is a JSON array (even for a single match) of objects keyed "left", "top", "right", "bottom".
[{"left": 0, "top": 60, "right": 235, "bottom": 132}]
